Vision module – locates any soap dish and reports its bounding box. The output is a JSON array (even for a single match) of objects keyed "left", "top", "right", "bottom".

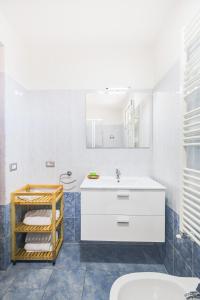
[{"left": 87, "top": 175, "right": 100, "bottom": 180}]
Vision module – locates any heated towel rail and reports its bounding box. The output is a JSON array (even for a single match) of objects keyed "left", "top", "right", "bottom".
[{"left": 180, "top": 11, "right": 200, "bottom": 246}]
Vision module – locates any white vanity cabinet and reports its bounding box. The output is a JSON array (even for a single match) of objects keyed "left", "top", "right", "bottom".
[{"left": 80, "top": 177, "right": 165, "bottom": 243}]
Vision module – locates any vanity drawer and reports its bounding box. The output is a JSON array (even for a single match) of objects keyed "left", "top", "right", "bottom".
[
  {"left": 81, "top": 190, "right": 165, "bottom": 215},
  {"left": 81, "top": 215, "right": 165, "bottom": 242}
]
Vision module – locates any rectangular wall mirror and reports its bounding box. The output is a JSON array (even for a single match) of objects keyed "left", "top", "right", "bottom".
[{"left": 86, "top": 89, "right": 152, "bottom": 148}]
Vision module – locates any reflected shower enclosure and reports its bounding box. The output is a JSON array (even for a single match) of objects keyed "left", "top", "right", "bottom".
[{"left": 86, "top": 89, "right": 152, "bottom": 148}]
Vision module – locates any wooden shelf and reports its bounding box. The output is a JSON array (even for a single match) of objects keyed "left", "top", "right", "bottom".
[
  {"left": 15, "top": 215, "right": 63, "bottom": 233},
  {"left": 11, "top": 184, "right": 64, "bottom": 263},
  {"left": 15, "top": 238, "right": 63, "bottom": 261}
]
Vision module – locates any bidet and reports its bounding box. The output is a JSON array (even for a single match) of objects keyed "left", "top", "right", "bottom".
[{"left": 110, "top": 273, "right": 200, "bottom": 300}]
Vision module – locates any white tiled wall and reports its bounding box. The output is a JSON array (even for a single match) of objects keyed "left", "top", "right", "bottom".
[
  {"left": 153, "top": 63, "right": 182, "bottom": 213},
  {"left": 0, "top": 46, "right": 5, "bottom": 204},
  {"left": 4, "top": 86, "right": 154, "bottom": 203},
  {"left": 25, "top": 90, "right": 153, "bottom": 190},
  {"left": 5, "top": 75, "right": 29, "bottom": 204},
  {"left": 0, "top": 71, "right": 5, "bottom": 205}
]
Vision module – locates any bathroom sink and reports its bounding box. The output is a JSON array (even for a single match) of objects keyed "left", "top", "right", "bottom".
[{"left": 80, "top": 176, "right": 165, "bottom": 190}]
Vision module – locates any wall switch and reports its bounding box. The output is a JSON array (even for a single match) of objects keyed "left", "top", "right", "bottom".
[
  {"left": 46, "top": 161, "right": 55, "bottom": 168},
  {"left": 9, "top": 163, "right": 17, "bottom": 172}
]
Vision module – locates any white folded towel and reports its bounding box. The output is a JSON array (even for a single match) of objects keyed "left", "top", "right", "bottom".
[
  {"left": 25, "top": 232, "right": 58, "bottom": 252},
  {"left": 25, "top": 243, "right": 53, "bottom": 252},
  {"left": 30, "top": 188, "right": 55, "bottom": 192},
  {"left": 18, "top": 195, "right": 41, "bottom": 201},
  {"left": 25, "top": 232, "right": 58, "bottom": 244},
  {"left": 18, "top": 188, "right": 56, "bottom": 201},
  {"left": 23, "top": 209, "right": 60, "bottom": 226}
]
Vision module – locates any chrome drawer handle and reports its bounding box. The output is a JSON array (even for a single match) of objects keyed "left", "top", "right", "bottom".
[
  {"left": 117, "top": 221, "right": 129, "bottom": 224},
  {"left": 117, "top": 193, "right": 130, "bottom": 198},
  {"left": 116, "top": 217, "right": 130, "bottom": 224}
]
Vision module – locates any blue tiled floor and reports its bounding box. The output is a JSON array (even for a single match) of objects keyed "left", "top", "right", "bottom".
[{"left": 0, "top": 243, "right": 167, "bottom": 300}]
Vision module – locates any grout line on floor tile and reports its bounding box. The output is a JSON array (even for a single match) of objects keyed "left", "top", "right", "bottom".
[
  {"left": 41, "top": 267, "right": 55, "bottom": 300},
  {"left": 81, "top": 268, "right": 87, "bottom": 300}
]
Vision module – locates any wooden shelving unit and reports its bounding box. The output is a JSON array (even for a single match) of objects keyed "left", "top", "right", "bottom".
[{"left": 11, "top": 184, "right": 64, "bottom": 264}]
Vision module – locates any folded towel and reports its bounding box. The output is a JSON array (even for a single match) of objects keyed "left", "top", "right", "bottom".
[
  {"left": 18, "top": 195, "right": 41, "bottom": 201},
  {"left": 18, "top": 188, "right": 56, "bottom": 201},
  {"left": 23, "top": 209, "right": 60, "bottom": 226},
  {"left": 24, "top": 243, "right": 53, "bottom": 252},
  {"left": 30, "top": 188, "right": 55, "bottom": 192},
  {"left": 25, "top": 232, "right": 58, "bottom": 244},
  {"left": 25, "top": 232, "right": 59, "bottom": 252}
]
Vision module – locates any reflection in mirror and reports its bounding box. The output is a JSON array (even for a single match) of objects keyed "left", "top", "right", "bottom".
[{"left": 86, "top": 89, "right": 152, "bottom": 148}]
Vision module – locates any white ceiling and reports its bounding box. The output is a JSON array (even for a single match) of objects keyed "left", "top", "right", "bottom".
[
  {"left": 87, "top": 92, "right": 128, "bottom": 110},
  {"left": 0, "top": 0, "right": 177, "bottom": 46}
]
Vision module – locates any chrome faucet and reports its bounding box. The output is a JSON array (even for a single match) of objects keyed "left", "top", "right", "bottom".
[
  {"left": 185, "top": 291, "right": 200, "bottom": 299},
  {"left": 116, "top": 169, "right": 121, "bottom": 182}
]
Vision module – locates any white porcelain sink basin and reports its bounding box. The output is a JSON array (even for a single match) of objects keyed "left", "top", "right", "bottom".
[
  {"left": 110, "top": 273, "right": 200, "bottom": 300},
  {"left": 80, "top": 176, "right": 165, "bottom": 190}
]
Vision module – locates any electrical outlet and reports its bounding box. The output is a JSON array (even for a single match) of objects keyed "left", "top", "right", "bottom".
[
  {"left": 9, "top": 163, "right": 17, "bottom": 172},
  {"left": 45, "top": 161, "right": 55, "bottom": 168}
]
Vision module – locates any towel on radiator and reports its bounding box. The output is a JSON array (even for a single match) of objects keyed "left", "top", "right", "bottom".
[
  {"left": 23, "top": 209, "right": 60, "bottom": 225},
  {"left": 25, "top": 232, "right": 58, "bottom": 252}
]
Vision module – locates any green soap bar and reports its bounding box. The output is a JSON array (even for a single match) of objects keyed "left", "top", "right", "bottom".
[{"left": 90, "top": 172, "right": 97, "bottom": 176}]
